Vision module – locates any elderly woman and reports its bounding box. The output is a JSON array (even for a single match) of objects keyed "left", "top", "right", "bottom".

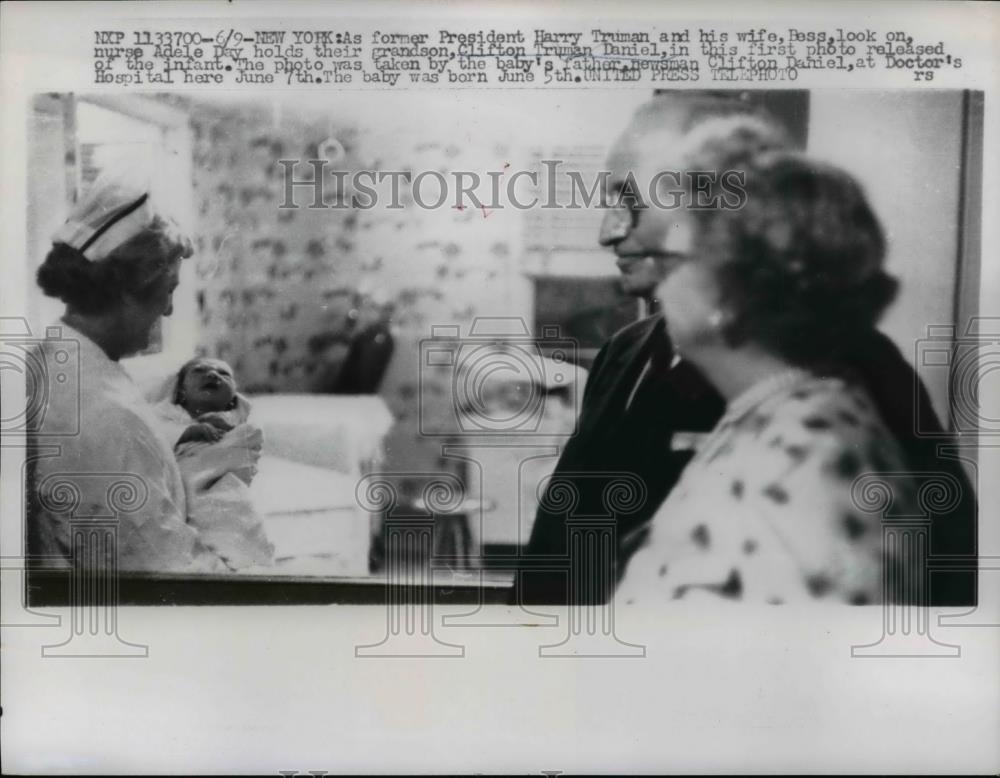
[
  {"left": 29, "top": 176, "right": 260, "bottom": 572},
  {"left": 617, "top": 149, "right": 920, "bottom": 606}
]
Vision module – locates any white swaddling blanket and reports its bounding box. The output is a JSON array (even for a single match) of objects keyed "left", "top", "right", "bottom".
[{"left": 153, "top": 396, "right": 275, "bottom": 570}]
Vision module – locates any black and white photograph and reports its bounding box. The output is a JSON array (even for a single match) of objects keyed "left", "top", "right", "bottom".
[
  {"left": 1, "top": 1, "right": 998, "bottom": 774},
  {"left": 19, "top": 87, "right": 983, "bottom": 607}
]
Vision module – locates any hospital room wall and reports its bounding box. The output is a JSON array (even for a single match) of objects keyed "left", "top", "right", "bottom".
[
  {"left": 806, "top": 89, "right": 972, "bottom": 429},
  {"left": 23, "top": 91, "right": 978, "bottom": 430}
]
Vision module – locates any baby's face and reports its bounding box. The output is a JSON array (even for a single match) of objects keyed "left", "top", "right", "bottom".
[{"left": 179, "top": 358, "right": 237, "bottom": 414}]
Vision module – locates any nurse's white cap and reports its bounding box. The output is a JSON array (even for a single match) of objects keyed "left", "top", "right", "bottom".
[{"left": 51, "top": 161, "right": 169, "bottom": 262}]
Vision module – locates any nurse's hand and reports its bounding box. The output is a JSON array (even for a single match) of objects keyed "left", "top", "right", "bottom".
[
  {"left": 178, "top": 423, "right": 264, "bottom": 491},
  {"left": 235, "top": 423, "right": 263, "bottom": 456},
  {"left": 226, "top": 423, "right": 263, "bottom": 484}
]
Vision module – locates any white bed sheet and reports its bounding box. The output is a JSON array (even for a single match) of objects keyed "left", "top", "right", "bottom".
[
  {"left": 243, "top": 454, "right": 370, "bottom": 577},
  {"left": 248, "top": 394, "right": 393, "bottom": 476}
]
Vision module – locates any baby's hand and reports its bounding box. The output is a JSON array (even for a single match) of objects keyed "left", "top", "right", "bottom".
[
  {"left": 177, "top": 422, "right": 225, "bottom": 445},
  {"left": 197, "top": 412, "right": 236, "bottom": 432}
]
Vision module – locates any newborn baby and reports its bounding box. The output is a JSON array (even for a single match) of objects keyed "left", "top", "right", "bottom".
[
  {"left": 153, "top": 357, "right": 274, "bottom": 570},
  {"left": 174, "top": 358, "right": 247, "bottom": 446}
]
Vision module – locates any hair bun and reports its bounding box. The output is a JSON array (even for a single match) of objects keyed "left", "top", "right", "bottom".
[{"left": 36, "top": 243, "right": 99, "bottom": 306}]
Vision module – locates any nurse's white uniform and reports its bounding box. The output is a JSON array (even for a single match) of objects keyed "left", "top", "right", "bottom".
[{"left": 30, "top": 324, "right": 222, "bottom": 572}]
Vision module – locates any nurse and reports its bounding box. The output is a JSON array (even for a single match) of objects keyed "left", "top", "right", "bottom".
[{"left": 29, "top": 174, "right": 255, "bottom": 572}]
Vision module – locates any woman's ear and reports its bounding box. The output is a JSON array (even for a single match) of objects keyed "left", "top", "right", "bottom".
[{"left": 715, "top": 307, "right": 746, "bottom": 349}]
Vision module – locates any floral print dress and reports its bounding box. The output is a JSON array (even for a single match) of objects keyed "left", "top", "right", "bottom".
[{"left": 617, "top": 369, "right": 918, "bottom": 606}]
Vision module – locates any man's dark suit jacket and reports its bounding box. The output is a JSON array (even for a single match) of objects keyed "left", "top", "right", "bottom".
[{"left": 514, "top": 315, "right": 977, "bottom": 607}]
